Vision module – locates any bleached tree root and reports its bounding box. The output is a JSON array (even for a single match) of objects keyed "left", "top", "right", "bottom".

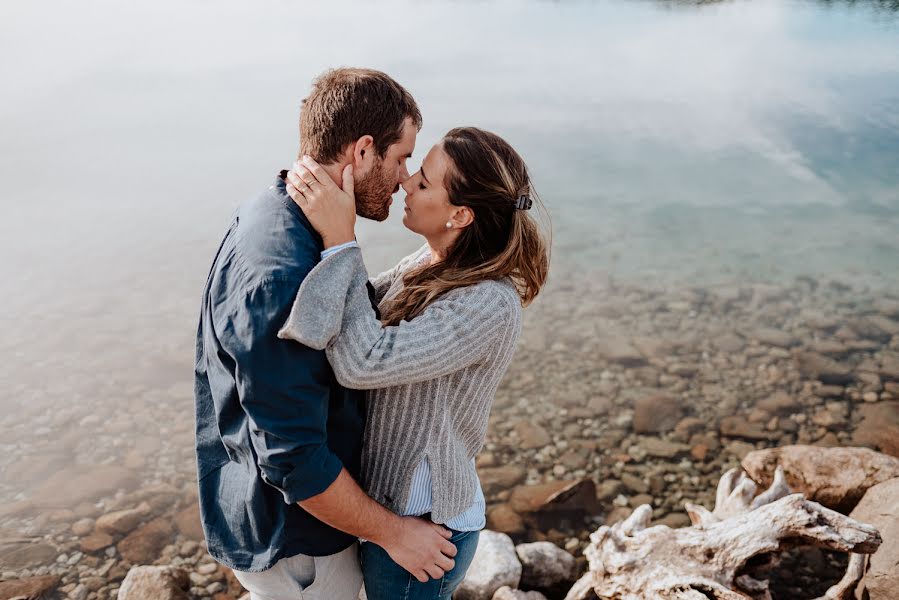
[{"left": 565, "top": 467, "right": 881, "bottom": 600}]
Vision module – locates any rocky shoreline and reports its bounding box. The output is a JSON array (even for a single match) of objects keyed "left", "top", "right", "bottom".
[{"left": 1, "top": 270, "right": 897, "bottom": 599}]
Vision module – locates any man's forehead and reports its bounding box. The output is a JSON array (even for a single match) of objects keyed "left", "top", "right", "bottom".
[{"left": 392, "top": 119, "right": 418, "bottom": 156}]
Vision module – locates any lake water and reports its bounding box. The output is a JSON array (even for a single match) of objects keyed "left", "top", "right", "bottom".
[{"left": 1, "top": 0, "right": 898, "bottom": 512}]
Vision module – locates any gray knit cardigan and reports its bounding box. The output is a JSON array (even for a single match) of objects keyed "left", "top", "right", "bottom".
[{"left": 277, "top": 245, "right": 522, "bottom": 522}]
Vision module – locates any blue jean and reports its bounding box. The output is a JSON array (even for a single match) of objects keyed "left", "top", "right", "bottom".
[{"left": 360, "top": 529, "right": 480, "bottom": 600}]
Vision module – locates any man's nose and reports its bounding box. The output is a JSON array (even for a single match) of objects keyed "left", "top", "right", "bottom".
[{"left": 398, "top": 164, "right": 411, "bottom": 183}]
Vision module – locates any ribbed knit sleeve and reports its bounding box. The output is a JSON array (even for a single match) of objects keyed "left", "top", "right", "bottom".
[{"left": 278, "top": 246, "right": 518, "bottom": 390}]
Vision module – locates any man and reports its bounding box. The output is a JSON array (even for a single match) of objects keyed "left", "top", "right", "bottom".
[{"left": 194, "top": 68, "right": 457, "bottom": 600}]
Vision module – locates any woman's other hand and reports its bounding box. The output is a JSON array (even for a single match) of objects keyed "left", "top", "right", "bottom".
[{"left": 286, "top": 156, "right": 357, "bottom": 248}]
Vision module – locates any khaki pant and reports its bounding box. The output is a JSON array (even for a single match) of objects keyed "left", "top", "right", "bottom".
[{"left": 232, "top": 543, "right": 363, "bottom": 600}]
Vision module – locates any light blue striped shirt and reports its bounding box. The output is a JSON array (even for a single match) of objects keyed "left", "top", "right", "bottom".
[
  {"left": 402, "top": 458, "right": 485, "bottom": 531},
  {"left": 320, "top": 243, "right": 485, "bottom": 531}
]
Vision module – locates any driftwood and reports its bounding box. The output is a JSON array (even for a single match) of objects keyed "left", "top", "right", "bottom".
[{"left": 565, "top": 467, "right": 882, "bottom": 600}]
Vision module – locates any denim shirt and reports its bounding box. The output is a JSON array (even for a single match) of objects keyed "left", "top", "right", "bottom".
[{"left": 194, "top": 175, "right": 366, "bottom": 572}]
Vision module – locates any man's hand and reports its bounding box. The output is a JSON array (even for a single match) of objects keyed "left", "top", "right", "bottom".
[
  {"left": 298, "top": 470, "right": 457, "bottom": 582},
  {"left": 375, "top": 516, "right": 458, "bottom": 582},
  {"left": 285, "top": 156, "right": 356, "bottom": 249}
]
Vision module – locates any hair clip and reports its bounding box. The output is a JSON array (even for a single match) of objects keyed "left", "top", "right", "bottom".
[{"left": 514, "top": 195, "right": 533, "bottom": 210}]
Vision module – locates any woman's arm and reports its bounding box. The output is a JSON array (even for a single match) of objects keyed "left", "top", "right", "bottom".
[{"left": 278, "top": 247, "right": 517, "bottom": 390}]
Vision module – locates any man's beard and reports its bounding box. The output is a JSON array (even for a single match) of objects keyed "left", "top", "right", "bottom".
[{"left": 354, "top": 157, "right": 397, "bottom": 222}]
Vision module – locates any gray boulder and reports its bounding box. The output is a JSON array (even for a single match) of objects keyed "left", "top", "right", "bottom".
[
  {"left": 456, "top": 531, "right": 522, "bottom": 600},
  {"left": 515, "top": 541, "right": 577, "bottom": 594}
]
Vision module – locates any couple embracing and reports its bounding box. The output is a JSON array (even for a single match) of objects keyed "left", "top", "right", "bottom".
[{"left": 194, "top": 67, "right": 549, "bottom": 600}]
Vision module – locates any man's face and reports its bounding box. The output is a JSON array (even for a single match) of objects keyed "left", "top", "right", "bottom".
[{"left": 355, "top": 117, "right": 417, "bottom": 221}]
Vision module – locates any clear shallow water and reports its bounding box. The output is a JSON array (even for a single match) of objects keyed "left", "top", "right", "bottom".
[{"left": 0, "top": 0, "right": 897, "bottom": 409}]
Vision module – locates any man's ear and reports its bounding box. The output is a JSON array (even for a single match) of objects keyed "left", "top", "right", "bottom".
[
  {"left": 450, "top": 206, "right": 475, "bottom": 229},
  {"left": 351, "top": 135, "right": 376, "bottom": 171}
]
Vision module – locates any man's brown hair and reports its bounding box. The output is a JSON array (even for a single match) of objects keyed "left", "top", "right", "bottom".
[{"left": 299, "top": 68, "right": 422, "bottom": 164}]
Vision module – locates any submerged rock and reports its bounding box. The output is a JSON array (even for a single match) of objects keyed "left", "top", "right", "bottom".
[
  {"left": 794, "top": 352, "right": 854, "bottom": 385},
  {"left": 633, "top": 393, "right": 684, "bottom": 434},
  {"left": 852, "top": 402, "right": 899, "bottom": 458},
  {"left": 117, "top": 518, "right": 175, "bottom": 564},
  {"left": 0, "top": 575, "right": 60, "bottom": 599}
]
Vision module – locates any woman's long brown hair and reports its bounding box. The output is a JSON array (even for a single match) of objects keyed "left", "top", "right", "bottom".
[{"left": 380, "top": 127, "right": 551, "bottom": 326}]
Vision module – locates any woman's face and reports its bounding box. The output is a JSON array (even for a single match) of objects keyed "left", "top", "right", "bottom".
[{"left": 401, "top": 143, "right": 455, "bottom": 237}]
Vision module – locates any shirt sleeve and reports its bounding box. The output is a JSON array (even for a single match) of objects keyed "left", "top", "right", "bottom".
[
  {"left": 220, "top": 278, "right": 343, "bottom": 504},
  {"left": 320, "top": 240, "right": 360, "bottom": 260},
  {"left": 278, "top": 247, "right": 518, "bottom": 389}
]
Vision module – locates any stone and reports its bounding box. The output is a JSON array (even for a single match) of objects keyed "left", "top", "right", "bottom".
[
  {"left": 173, "top": 504, "right": 204, "bottom": 541},
  {"left": 756, "top": 392, "right": 800, "bottom": 415},
  {"left": 514, "top": 422, "right": 551, "bottom": 450},
  {"left": 655, "top": 512, "right": 693, "bottom": 528},
  {"left": 456, "top": 531, "right": 521, "bottom": 600},
  {"left": 673, "top": 417, "right": 705, "bottom": 439},
  {"left": 632, "top": 337, "right": 677, "bottom": 361},
  {"left": 71, "top": 518, "right": 95, "bottom": 537},
  {"left": 852, "top": 402, "right": 899, "bottom": 457},
  {"left": 691, "top": 443, "right": 710, "bottom": 462},
  {"left": 0, "top": 575, "right": 61, "bottom": 600},
  {"left": 746, "top": 327, "right": 796, "bottom": 348},
  {"left": 718, "top": 416, "right": 772, "bottom": 441},
  {"left": 480, "top": 466, "right": 527, "bottom": 497},
  {"left": 640, "top": 438, "right": 690, "bottom": 459},
  {"left": 24, "top": 465, "right": 136, "bottom": 510},
  {"left": 794, "top": 352, "right": 854, "bottom": 385},
  {"left": 0, "top": 575, "right": 60, "bottom": 599},
  {"left": 509, "top": 479, "right": 599, "bottom": 532},
  {"left": 853, "top": 316, "right": 898, "bottom": 342},
  {"left": 880, "top": 353, "right": 899, "bottom": 382},
  {"left": 117, "top": 518, "right": 175, "bottom": 564},
  {"left": 558, "top": 449, "right": 589, "bottom": 471},
  {"left": 70, "top": 583, "right": 89, "bottom": 600},
  {"left": 808, "top": 340, "right": 850, "bottom": 357},
  {"left": 596, "top": 337, "right": 646, "bottom": 366},
  {"left": 620, "top": 473, "right": 648, "bottom": 494},
  {"left": 725, "top": 440, "right": 756, "bottom": 460},
  {"left": 96, "top": 504, "right": 151, "bottom": 536},
  {"left": 633, "top": 394, "right": 684, "bottom": 434},
  {"left": 492, "top": 587, "right": 548, "bottom": 600},
  {"left": 850, "top": 477, "right": 899, "bottom": 599},
  {"left": 80, "top": 532, "right": 115, "bottom": 554},
  {"left": 487, "top": 505, "right": 525, "bottom": 536},
  {"left": 713, "top": 333, "right": 744, "bottom": 353},
  {"left": 117, "top": 565, "right": 190, "bottom": 600},
  {"left": 872, "top": 298, "right": 899, "bottom": 318},
  {"left": 586, "top": 395, "right": 613, "bottom": 415},
  {"left": 515, "top": 541, "right": 576, "bottom": 594},
  {"left": 742, "top": 445, "right": 899, "bottom": 513},
  {"left": 816, "top": 384, "right": 845, "bottom": 398},
  {"left": 0, "top": 541, "right": 58, "bottom": 570},
  {"left": 595, "top": 479, "right": 623, "bottom": 502}
]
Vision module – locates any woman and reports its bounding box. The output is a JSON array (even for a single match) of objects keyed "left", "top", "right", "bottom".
[{"left": 277, "top": 127, "right": 549, "bottom": 600}]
